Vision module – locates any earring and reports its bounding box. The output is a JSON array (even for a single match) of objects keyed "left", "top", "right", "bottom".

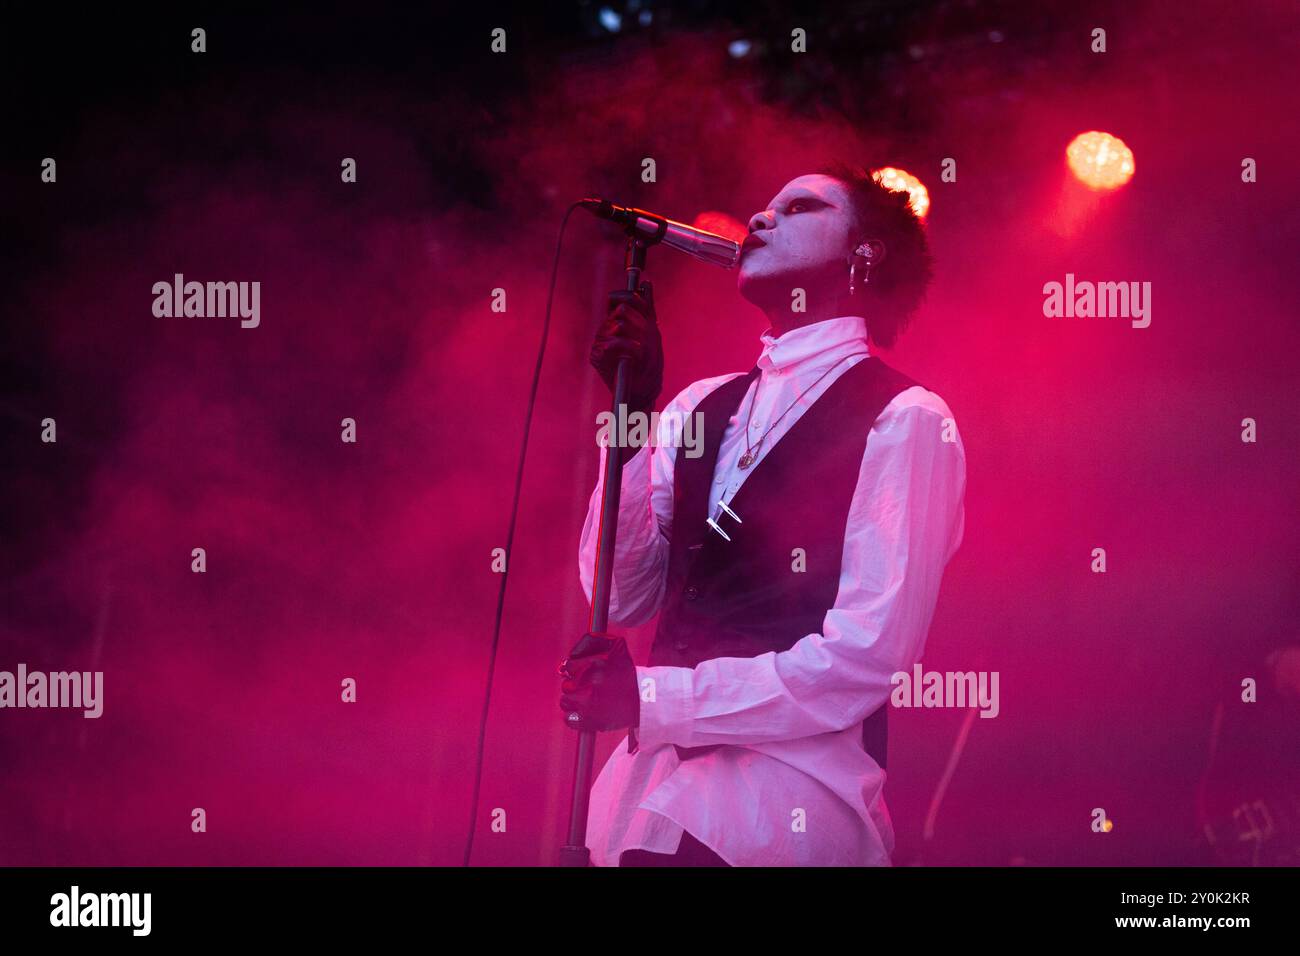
[
  {"left": 849, "top": 241, "right": 887, "bottom": 295},
  {"left": 848, "top": 242, "right": 877, "bottom": 296}
]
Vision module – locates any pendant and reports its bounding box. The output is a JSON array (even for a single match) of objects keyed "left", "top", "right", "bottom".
[{"left": 738, "top": 452, "right": 755, "bottom": 469}]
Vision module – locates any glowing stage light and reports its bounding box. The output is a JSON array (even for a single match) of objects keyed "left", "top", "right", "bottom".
[
  {"left": 871, "top": 166, "right": 930, "bottom": 219},
  {"left": 1066, "top": 131, "right": 1135, "bottom": 190},
  {"left": 597, "top": 7, "right": 621, "bottom": 32}
]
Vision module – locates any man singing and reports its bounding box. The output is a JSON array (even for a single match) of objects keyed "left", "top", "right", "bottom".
[{"left": 559, "top": 162, "right": 967, "bottom": 866}]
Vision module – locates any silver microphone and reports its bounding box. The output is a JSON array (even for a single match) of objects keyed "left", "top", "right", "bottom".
[{"left": 579, "top": 198, "right": 740, "bottom": 269}]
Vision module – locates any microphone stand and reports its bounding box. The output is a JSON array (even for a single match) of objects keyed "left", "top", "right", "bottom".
[{"left": 558, "top": 234, "right": 649, "bottom": 867}]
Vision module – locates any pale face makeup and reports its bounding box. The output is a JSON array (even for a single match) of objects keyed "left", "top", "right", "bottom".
[{"left": 736, "top": 174, "right": 858, "bottom": 315}]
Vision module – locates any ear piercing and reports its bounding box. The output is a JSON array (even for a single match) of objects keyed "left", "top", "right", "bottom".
[{"left": 849, "top": 241, "right": 885, "bottom": 295}]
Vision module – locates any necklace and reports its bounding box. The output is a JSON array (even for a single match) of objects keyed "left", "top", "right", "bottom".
[{"left": 737, "top": 352, "right": 869, "bottom": 469}]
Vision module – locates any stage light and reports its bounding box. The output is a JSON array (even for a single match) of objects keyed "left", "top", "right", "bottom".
[
  {"left": 1066, "top": 131, "right": 1135, "bottom": 190},
  {"left": 598, "top": 7, "right": 621, "bottom": 32},
  {"left": 872, "top": 166, "right": 931, "bottom": 219}
]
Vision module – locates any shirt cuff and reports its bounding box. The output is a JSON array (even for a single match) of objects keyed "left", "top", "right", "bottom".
[{"left": 634, "top": 664, "right": 694, "bottom": 750}]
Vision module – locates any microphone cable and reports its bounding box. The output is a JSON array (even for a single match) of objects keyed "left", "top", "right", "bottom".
[{"left": 461, "top": 201, "right": 584, "bottom": 866}]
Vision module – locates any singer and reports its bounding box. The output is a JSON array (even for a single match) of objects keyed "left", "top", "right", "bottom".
[{"left": 558, "top": 162, "right": 968, "bottom": 866}]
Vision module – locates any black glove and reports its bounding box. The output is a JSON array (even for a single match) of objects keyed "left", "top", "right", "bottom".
[
  {"left": 558, "top": 632, "right": 640, "bottom": 732},
  {"left": 589, "top": 280, "right": 663, "bottom": 418}
]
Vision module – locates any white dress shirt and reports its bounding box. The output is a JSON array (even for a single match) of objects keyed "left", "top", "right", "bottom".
[{"left": 577, "top": 314, "right": 967, "bottom": 866}]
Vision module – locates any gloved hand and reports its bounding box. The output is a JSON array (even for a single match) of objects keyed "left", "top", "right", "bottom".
[
  {"left": 590, "top": 280, "right": 663, "bottom": 418},
  {"left": 558, "top": 632, "right": 640, "bottom": 732}
]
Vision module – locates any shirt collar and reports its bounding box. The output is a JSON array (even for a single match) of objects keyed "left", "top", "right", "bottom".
[{"left": 757, "top": 315, "right": 871, "bottom": 374}]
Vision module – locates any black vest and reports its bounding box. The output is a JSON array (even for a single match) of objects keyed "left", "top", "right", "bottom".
[{"left": 649, "top": 355, "right": 922, "bottom": 766}]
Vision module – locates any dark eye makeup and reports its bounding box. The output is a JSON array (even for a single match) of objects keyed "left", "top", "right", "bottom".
[{"left": 785, "top": 197, "right": 822, "bottom": 214}]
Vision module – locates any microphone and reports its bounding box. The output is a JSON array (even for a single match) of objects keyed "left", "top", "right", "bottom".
[{"left": 578, "top": 198, "right": 740, "bottom": 269}]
